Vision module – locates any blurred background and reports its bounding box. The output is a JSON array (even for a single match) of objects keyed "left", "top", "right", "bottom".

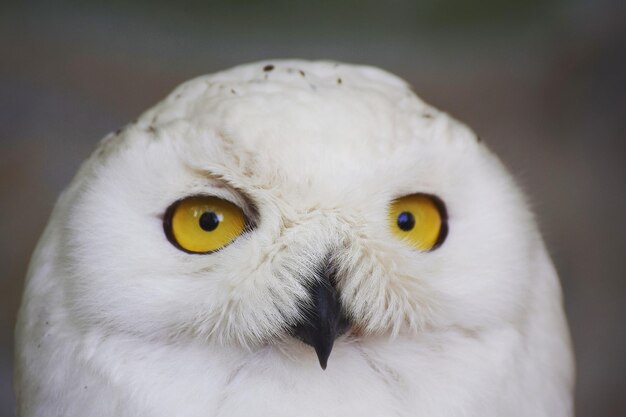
[{"left": 0, "top": 0, "right": 624, "bottom": 415}]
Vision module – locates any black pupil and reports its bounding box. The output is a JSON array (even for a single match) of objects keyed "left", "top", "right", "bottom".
[
  {"left": 199, "top": 211, "right": 220, "bottom": 232},
  {"left": 397, "top": 211, "right": 415, "bottom": 231}
]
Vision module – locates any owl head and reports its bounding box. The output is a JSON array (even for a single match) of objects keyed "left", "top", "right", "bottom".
[{"left": 60, "top": 60, "right": 539, "bottom": 368}]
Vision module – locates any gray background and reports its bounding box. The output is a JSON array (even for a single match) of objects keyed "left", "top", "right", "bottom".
[{"left": 1, "top": 0, "right": 624, "bottom": 415}]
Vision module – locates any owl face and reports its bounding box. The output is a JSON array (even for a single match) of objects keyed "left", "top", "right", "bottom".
[{"left": 63, "top": 61, "right": 535, "bottom": 363}]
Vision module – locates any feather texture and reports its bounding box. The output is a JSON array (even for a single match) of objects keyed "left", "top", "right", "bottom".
[{"left": 15, "top": 60, "right": 574, "bottom": 416}]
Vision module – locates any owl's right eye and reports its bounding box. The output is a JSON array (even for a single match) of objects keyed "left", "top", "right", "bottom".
[{"left": 164, "top": 196, "right": 247, "bottom": 254}]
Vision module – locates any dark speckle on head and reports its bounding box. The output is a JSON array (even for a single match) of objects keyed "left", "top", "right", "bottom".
[
  {"left": 337, "top": 78, "right": 342, "bottom": 85},
  {"left": 263, "top": 64, "right": 274, "bottom": 72},
  {"left": 299, "top": 70, "right": 306, "bottom": 77},
  {"left": 423, "top": 112, "right": 433, "bottom": 119},
  {"left": 231, "top": 89, "right": 237, "bottom": 95}
]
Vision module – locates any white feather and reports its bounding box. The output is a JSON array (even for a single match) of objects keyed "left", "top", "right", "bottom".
[{"left": 15, "top": 60, "right": 574, "bottom": 416}]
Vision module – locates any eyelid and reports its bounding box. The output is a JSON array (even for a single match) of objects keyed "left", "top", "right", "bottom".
[
  {"left": 199, "top": 188, "right": 252, "bottom": 218},
  {"left": 220, "top": 191, "right": 258, "bottom": 229},
  {"left": 390, "top": 188, "right": 439, "bottom": 201},
  {"left": 171, "top": 192, "right": 257, "bottom": 232},
  {"left": 181, "top": 169, "right": 260, "bottom": 227}
]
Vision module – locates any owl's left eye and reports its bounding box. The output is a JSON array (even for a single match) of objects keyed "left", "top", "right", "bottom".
[
  {"left": 388, "top": 193, "right": 448, "bottom": 251},
  {"left": 164, "top": 196, "right": 247, "bottom": 254}
]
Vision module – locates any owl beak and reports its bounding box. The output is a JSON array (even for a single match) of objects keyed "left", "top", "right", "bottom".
[{"left": 291, "top": 273, "right": 349, "bottom": 370}]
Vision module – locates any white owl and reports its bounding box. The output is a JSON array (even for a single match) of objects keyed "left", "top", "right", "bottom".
[{"left": 14, "top": 60, "right": 574, "bottom": 417}]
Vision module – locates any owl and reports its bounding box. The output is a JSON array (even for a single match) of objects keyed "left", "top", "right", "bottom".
[{"left": 14, "top": 60, "right": 574, "bottom": 416}]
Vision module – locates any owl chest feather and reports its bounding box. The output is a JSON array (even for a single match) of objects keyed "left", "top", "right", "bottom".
[{"left": 19, "top": 324, "right": 565, "bottom": 417}]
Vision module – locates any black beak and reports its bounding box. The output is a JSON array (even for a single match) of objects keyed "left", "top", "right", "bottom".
[{"left": 292, "top": 267, "right": 349, "bottom": 370}]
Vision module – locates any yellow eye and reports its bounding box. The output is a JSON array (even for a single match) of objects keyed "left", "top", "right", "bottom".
[
  {"left": 388, "top": 194, "right": 447, "bottom": 251},
  {"left": 164, "top": 196, "right": 247, "bottom": 253}
]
